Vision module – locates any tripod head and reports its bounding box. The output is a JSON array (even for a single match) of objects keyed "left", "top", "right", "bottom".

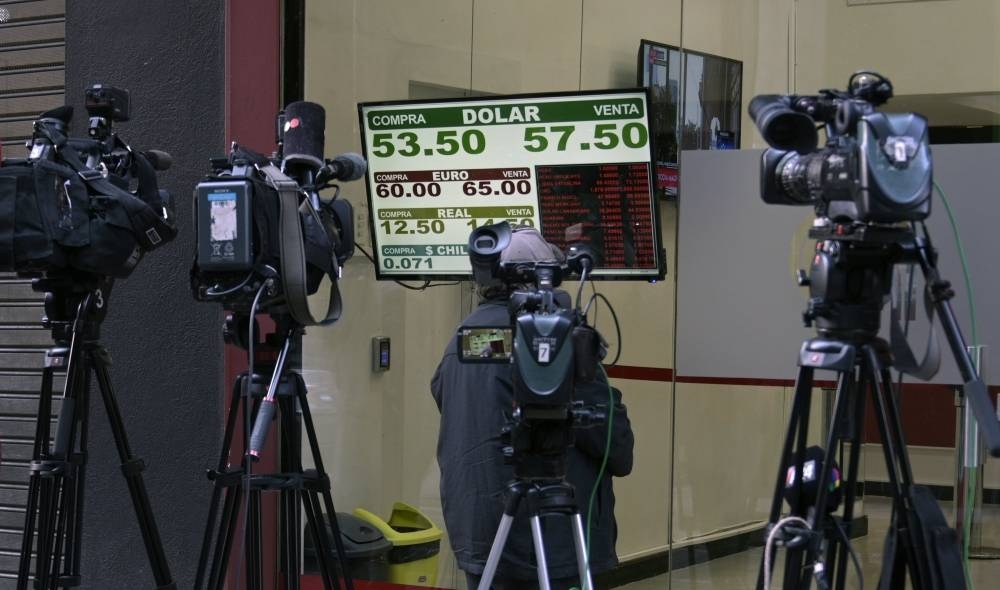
[
  {"left": 798, "top": 221, "right": 920, "bottom": 342},
  {"left": 796, "top": 219, "right": 1000, "bottom": 458},
  {"left": 27, "top": 270, "right": 113, "bottom": 344}
]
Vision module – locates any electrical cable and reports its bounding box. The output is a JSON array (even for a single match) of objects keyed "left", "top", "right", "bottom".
[
  {"left": 832, "top": 517, "right": 864, "bottom": 590},
  {"left": 584, "top": 292, "right": 622, "bottom": 366},
  {"left": 233, "top": 281, "right": 270, "bottom": 590},
  {"left": 203, "top": 272, "right": 256, "bottom": 298},
  {"left": 762, "top": 516, "right": 810, "bottom": 590},
  {"left": 585, "top": 364, "right": 615, "bottom": 561},
  {"left": 933, "top": 181, "right": 979, "bottom": 590},
  {"left": 574, "top": 267, "right": 590, "bottom": 311}
]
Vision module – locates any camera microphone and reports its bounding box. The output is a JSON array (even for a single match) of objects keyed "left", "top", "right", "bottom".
[
  {"left": 281, "top": 101, "right": 326, "bottom": 170},
  {"left": 317, "top": 152, "right": 367, "bottom": 183},
  {"left": 142, "top": 150, "right": 172, "bottom": 171}
]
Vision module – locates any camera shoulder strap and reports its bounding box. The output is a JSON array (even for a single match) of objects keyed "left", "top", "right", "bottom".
[{"left": 258, "top": 163, "right": 342, "bottom": 326}]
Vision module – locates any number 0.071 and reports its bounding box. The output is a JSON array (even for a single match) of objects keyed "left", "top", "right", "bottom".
[{"left": 383, "top": 257, "right": 433, "bottom": 270}]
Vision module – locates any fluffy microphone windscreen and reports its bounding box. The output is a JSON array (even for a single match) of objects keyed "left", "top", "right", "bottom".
[{"left": 282, "top": 101, "right": 326, "bottom": 170}]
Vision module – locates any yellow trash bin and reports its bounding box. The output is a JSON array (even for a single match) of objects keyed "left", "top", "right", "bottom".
[{"left": 353, "top": 502, "right": 443, "bottom": 587}]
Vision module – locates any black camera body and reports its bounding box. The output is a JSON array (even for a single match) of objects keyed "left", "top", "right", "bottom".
[
  {"left": 508, "top": 265, "right": 581, "bottom": 415},
  {"left": 466, "top": 222, "right": 606, "bottom": 479},
  {"left": 191, "top": 101, "right": 364, "bottom": 326},
  {"left": 751, "top": 72, "right": 931, "bottom": 223},
  {"left": 0, "top": 85, "right": 175, "bottom": 279},
  {"left": 467, "top": 223, "right": 602, "bottom": 413},
  {"left": 191, "top": 147, "right": 356, "bottom": 312}
]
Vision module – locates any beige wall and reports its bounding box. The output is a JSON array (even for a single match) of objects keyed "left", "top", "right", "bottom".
[
  {"left": 301, "top": 0, "right": 998, "bottom": 583},
  {"left": 794, "top": 0, "right": 1000, "bottom": 95}
]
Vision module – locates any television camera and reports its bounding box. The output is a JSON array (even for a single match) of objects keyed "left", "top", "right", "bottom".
[
  {"left": 191, "top": 101, "right": 365, "bottom": 590},
  {"left": 191, "top": 101, "right": 363, "bottom": 327},
  {"left": 465, "top": 221, "right": 607, "bottom": 479},
  {"left": 462, "top": 222, "right": 612, "bottom": 590},
  {"left": 750, "top": 71, "right": 930, "bottom": 224},
  {"left": 10, "top": 85, "right": 179, "bottom": 589},
  {"left": 749, "top": 73, "right": 1000, "bottom": 590},
  {"left": 0, "top": 84, "right": 175, "bottom": 279}
]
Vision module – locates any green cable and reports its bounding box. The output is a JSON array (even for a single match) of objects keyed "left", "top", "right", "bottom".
[
  {"left": 585, "top": 364, "right": 615, "bottom": 561},
  {"left": 934, "top": 181, "right": 978, "bottom": 588},
  {"left": 935, "top": 182, "right": 978, "bottom": 347}
]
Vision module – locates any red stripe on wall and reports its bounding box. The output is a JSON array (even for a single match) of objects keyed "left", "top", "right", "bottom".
[
  {"left": 604, "top": 364, "right": 673, "bottom": 381},
  {"left": 302, "top": 579, "right": 450, "bottom": 590},
  {"left": 676, "top": 375, "right": 838, "bottom": 388},
  {"left": 603, "top": 363, "right": 997, "bottom": 449}
]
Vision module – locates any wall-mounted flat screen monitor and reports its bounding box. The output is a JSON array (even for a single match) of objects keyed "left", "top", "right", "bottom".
[
  {"left": 358, "top": 89, "right": 666, "bottom": 281},
  {"left": 637, "top": 39, "right": 743, "bottom": 198}
]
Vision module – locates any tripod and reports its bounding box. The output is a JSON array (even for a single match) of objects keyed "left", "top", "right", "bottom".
[
  {"left": 477, "top": 411, "right": 596, "bottom": 590},
  {"left": 758, "top": 224, "right": 1000, "bottom": 590},
  {"left": 194, "top": 313, "right": 354, "bottom": 590},
  {"left": 478, "top": 477, "right": 594, "bottom": 590},
  {"left": 16, "top": 275, "right": 175, "bottom": 589}
]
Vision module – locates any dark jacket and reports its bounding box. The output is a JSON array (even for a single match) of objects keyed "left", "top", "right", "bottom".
[{"left": 431, "top": 299, "right": 634, "bottom": 580}]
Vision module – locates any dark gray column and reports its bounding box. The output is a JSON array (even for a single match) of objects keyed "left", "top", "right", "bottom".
[{"left": 64, "top": 2, "right": 227, "bottom": 587}]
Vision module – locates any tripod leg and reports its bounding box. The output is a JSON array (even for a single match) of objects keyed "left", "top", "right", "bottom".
[
  {"left": 17, "top": 359, "right": 59, "bottom": 589},
  {"left": 49, "top": 365, "right": 92, "bottom": 587},
  {"left": 757, "top": 364, "right": 816, "bottom": 590},
  {"left": 530, "top": 515, "right": 553, "bottom": 590},
  {"left": 196, "top": 375, "right": 247, "bottom": 589},
  {"left": 570, "top": 513, "right": 594, "bottom": 590},
  {"left": 279, "top": 394, "right": 301, "bottom": 590},
  {"left": 479, "top": 483, "right": 526, "bottom": 590},
  {"left": 801, "top": 370, "right": 858, "bottom": 590},
  {"left": 208, "top": 482, "right": 242, "bottom": 590},
  {"left": 34, "top": 346, "right": 89, "bottom": 590},
  {"left": 295, "top": 383, "right": 353, "bottom": 590},
  {"left": 302, "top": 490, "right": 337, "bottom": 590},
  {"left": 833, "top": 368, "right": 866, "bottom": 590},
  {"left": 479, "top": 514, "right": 515, "bottom": 590},
  {"left": 66, "top": 366, "right": 91, "bottom": 582},
  {"left": 865, "top": 347, "right": 922, "bottom": 590},
  {"left": 90, "top": 350, "right": 175, "bottom": 589},
  {"left": 248, "top": 489, "right": 264, "bottom": 590}
]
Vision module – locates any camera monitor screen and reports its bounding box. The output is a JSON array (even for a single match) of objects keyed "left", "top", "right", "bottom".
[
  {"left": 358, "top": 89, "right": 666, "bottom": 281},
  {"left": 457, "top": 326, "right": 514, "bottom": 364}
]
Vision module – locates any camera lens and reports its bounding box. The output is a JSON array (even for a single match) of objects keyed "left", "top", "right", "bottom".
[{"left": 749, "top": 95, "right": 818, "bottom": 154}]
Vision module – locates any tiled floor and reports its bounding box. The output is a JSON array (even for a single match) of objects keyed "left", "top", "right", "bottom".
[{"left": 622, "top": 498, "right": 1000, "bottom": 589}]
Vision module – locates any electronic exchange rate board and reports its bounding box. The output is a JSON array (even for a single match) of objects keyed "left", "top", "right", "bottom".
[{"left": 358, "top": 89, "right": 665, "bottom": 280}]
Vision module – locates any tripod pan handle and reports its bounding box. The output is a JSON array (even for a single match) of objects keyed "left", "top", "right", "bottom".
[{"left": 248, "top": 398, "right": 277, "bottom": 460}]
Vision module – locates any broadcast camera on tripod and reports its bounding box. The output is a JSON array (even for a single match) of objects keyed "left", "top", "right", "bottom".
[
  {"left": 749, "top": 71, "right": 1000, "bottom": 590},
  {"left": 1, "top": 84, "right": 178, "bottom": 589},
  {"left": 191, "top": 101, "right": 365, "bottom": 590},
  {"left": 462, "top": 222, "right": 607, "bottom": 590}
]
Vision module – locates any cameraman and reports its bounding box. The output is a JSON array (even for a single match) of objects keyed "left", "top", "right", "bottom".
[{"left": 431, "top": 227, "right": 634, "bottom": 590}]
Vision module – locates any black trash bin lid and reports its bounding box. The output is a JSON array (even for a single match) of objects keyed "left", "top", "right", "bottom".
[
  {"left": 329, "top": 512, "right": 393, "bottom": 558},
  {"left": 304, "top": 512, "right": 393, "bottom": 560}
]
